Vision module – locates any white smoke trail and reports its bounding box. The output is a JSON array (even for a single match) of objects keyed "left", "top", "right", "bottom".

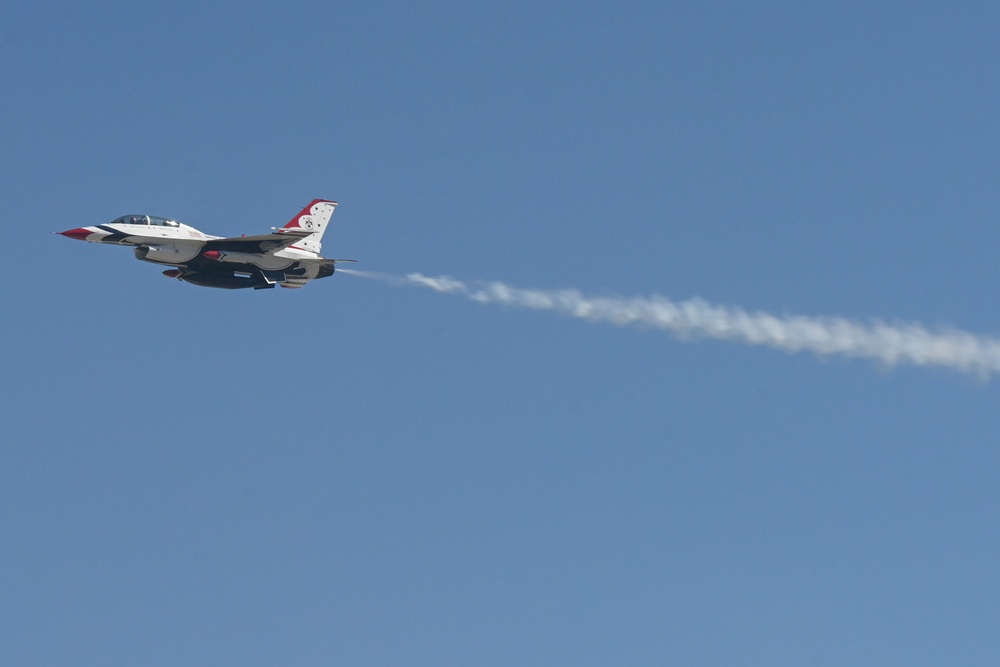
[{"left": 338, "top": 268, "right": 1000, "bottom": 377}]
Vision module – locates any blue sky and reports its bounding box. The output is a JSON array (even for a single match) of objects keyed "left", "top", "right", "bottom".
[{"left": 4, "top": 1, "right": 1000, "bottom": 664}]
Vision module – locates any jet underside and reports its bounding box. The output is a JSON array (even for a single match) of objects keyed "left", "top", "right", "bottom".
[{"left": 162, "top": 253, "right": 335, "bottom": 290}]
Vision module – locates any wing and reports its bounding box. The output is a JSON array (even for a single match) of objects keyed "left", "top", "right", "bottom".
[{"left": 201, "top": 229, "right": 311, "bottom": 254}]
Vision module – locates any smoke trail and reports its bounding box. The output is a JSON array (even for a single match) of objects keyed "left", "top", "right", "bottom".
[{"left": 338, "top": 268, "right": 1000, "bottom": 377}]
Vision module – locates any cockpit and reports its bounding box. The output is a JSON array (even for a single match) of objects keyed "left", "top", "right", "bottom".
[{"left": 111, "top": 214, "right": 180, "bottom": 228}]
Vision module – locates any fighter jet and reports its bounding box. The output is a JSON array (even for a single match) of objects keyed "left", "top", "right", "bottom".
[{"left": 57, "top": 199, "right": 351, "bottom": 289}]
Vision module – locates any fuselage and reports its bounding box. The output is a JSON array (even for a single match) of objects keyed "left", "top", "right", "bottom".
[{"left": 62, "top": 215, "right": 215, "bottom": 264}]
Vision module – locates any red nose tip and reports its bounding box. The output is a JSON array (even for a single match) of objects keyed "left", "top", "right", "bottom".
[
  {"left": 58, "top": 228, "right": 92, "bottom": 241},
  {"left": 202, "top": 250, "right": 223, "bottom": 261}
]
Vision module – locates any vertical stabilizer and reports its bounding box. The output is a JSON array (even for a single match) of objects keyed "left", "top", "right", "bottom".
[{"left": 281, "top": 199, "right": 338, "bottom": 254}]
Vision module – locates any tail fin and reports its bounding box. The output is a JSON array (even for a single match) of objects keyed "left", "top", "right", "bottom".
[{"left": 280, "top": 199, "right": 338, "bottom": 254}]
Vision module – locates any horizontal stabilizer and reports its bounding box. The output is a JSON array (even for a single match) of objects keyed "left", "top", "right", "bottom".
[{"left": 271, "top": 228, "right": 313, "bottom": 238}]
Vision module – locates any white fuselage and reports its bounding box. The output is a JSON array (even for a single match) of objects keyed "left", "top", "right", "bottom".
[{"left": 69, "top": 221, "right": 322, "bottom": 267}]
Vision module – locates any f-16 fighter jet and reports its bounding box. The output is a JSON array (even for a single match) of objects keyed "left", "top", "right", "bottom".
[{"left": 57, "top": 199, "right": 351, "bottom": 289}]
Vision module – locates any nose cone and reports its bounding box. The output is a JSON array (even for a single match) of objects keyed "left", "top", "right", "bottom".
[{"left": 58, "top": 227, "right": 94, "bottom": 241}]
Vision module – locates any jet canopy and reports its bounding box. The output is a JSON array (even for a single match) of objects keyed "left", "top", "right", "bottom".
[{"left": 111, "top": 214, "right": 180, "bottom": 227}]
